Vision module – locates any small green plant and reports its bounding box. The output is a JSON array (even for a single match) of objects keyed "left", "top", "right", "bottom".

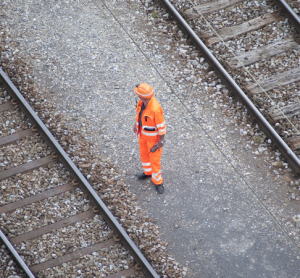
[
  {"left": 253, "top": 135, "right": 265, "bottom": 144},
  {"left": 152, "top": 12, "right": 159, "bottom": 19}
]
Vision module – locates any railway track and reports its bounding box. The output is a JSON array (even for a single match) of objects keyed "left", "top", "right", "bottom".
[
  {"left": 2, "top": 0, "right": 300, "bottom": 276},
  {"left": 152, "top": 0, "right": 300, "bottom": 174},
  {"left": 0, "top": 69, "right": 161, "bottom": 277}
]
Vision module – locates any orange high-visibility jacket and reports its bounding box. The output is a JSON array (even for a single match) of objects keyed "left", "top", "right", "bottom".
[{"left": 135, "top": 97, "right": 166, "bottom": 140}]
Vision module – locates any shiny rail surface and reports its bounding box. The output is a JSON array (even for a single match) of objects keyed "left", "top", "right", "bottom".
[
  {"left": 0, "top": 67, "right": 159, "bottom": 278},
  {"left": 273, "top": 0, "right": 300, "bottom": 33},
  {"left": 158, "top": 0, "right": 300, "bottom": 174},
  {"left": 0, "top": 229, "right": 35, "bottom": 278}
]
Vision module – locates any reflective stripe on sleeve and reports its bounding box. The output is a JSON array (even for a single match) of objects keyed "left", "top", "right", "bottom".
[{"left": 156, "top": 121, "right": 165, "bottom": 128}]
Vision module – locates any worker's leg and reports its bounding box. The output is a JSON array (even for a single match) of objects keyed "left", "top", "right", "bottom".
[
  {"left": 147, "top": 141, "right": 163, "bottom": 185},
  {"left": 139, "top": 137, "right": 153, "bottom": 176}
]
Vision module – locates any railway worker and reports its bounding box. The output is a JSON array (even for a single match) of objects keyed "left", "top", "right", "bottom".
[{"left": 133, "top": 83, "right": 166, "bottom": 194}]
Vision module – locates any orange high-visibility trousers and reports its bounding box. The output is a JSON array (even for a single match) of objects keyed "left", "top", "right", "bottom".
[{"left": 139, "top": 136, "right": 163, "bottom": 185}]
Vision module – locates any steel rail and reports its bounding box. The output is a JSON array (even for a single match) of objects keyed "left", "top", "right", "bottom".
[
  {"left": 272, "top": 0, "right": 300, "bottom": 33},
  {"left": 0, "top": 229, "right": 35, "bottom": 278},
  {"left": 158, "top": 0, "right": 300, "bottom": 173},
  {"left": 0, "top": 67, "right": 159, "bottom": 278}
]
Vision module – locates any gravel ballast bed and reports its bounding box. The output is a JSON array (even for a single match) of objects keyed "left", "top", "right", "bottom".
[
  {"left": 0, "top": 162, "right": 71, "bottom": 205},
  {"left": 15, "top": 216, "right": 113, "bottom": 266},
  {"left": 1, "top": 188, "right": 92, "bottom": 237},
  {"left": 1, "top": 0, "right": 300, "bottom": 277},
  {"left": 0, "top": 244, "right": 27, "bottom": 278},
  {"left": 39, "top": 246, "right": 143, "bottom": 278},
  {"left": 0, "top": 135, "right": 51, "bottom": 170}
]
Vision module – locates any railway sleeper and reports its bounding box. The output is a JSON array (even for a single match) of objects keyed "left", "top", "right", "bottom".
[
  {"left": 268, "top": 102, "right": 300, "bottom": 122},
  {"left": 203, "top": 14, "right": 274, "bottom": 45},
  {"left": 226, "top": 39, "right": 299, "bottom": 68},
  {"left": 246, "top": 66, "right": 300, "bottom": 95},
  {"left": 184, "top": 0, "right": 244, "bottom": 20},
  {"left": 287, "top": 135, "right": 300, "bottom": 150},
  {"left": 0, "top": 155, "right": 56, "bottom": 182}
]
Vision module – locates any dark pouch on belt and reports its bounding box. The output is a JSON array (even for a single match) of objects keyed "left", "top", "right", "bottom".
[{"left": 144, "top": 127, "right": 156, "bottom": 131}]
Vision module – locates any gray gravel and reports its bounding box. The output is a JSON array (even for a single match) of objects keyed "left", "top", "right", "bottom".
[
  {"left": 184, "top": 0, "right": 300, "bottom": 142},
  {"left": 0, "top": 243, "right": 26, "bottom": 278},
  {"left": 1, "top": 0, "right": 300, "bottom": 277}
]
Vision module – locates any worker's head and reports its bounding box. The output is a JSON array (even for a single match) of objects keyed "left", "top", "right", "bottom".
[{"left": 134, "top": 83, "right": 154, "bottom": 100}]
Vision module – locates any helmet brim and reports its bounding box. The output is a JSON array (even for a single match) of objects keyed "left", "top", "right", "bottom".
[{"left": 134, "top": 87, "right": 154, "bottom": 99}]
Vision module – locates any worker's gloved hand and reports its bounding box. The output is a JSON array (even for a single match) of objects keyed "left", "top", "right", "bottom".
[
  {"left": 150, "top": 141, "right": 164, "bottom": 153},
  {"left": 157, "top": 141, "right": 164, "bottom": 149},
  {"left": 150, "top": 144, "right": 159, "bottom": 153}
]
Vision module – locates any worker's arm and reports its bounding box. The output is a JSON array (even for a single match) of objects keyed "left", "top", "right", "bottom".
[
  {"left": 155, "top": 107, "right": 166, "bottom": 149},
  {"left": 133, "top": 123, "right": 137, "bottom": 133},
  {"left": 157, "top": 134, "right": 165, "bottom": 149}
]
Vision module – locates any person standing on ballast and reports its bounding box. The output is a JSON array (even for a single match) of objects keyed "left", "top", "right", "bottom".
[{"left": 133, "top": 83, "right": 166, "bottom": 194}]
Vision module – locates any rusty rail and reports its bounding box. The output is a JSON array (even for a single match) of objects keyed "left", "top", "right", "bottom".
[
  {"left": 0, "top": 67, "right": 159, "bottom": 278},
  {"left": 158, "top": 0, "right": 300, "bottom": 173}
]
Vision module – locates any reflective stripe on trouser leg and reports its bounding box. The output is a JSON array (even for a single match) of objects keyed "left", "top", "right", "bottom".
[
  {"left": 152, "top": 170, "right": 162, "bottom": 185},
  {"left": 142, "top": 162, "right": 152, "bottom": 174},
  {"left": 139, "top": 137, "right": 163, "bottom": 184},
  {"left": 148, "top": 142, "right": 163, "bottom": 185},
  {"left": 139, "top": 137, "right": 152, "bottom": 176}
]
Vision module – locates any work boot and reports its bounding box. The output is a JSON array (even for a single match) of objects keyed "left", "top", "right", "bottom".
[
  {"left": 137, "top": 173, "right": 151, "bottom": 180},
  {"left": 156, "top": 183, "right": 164, "bottom": 194}
]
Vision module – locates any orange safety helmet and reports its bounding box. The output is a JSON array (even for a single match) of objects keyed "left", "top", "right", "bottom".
[{"left": 134, "top": 83, "right": 154, "bottom": 99}]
